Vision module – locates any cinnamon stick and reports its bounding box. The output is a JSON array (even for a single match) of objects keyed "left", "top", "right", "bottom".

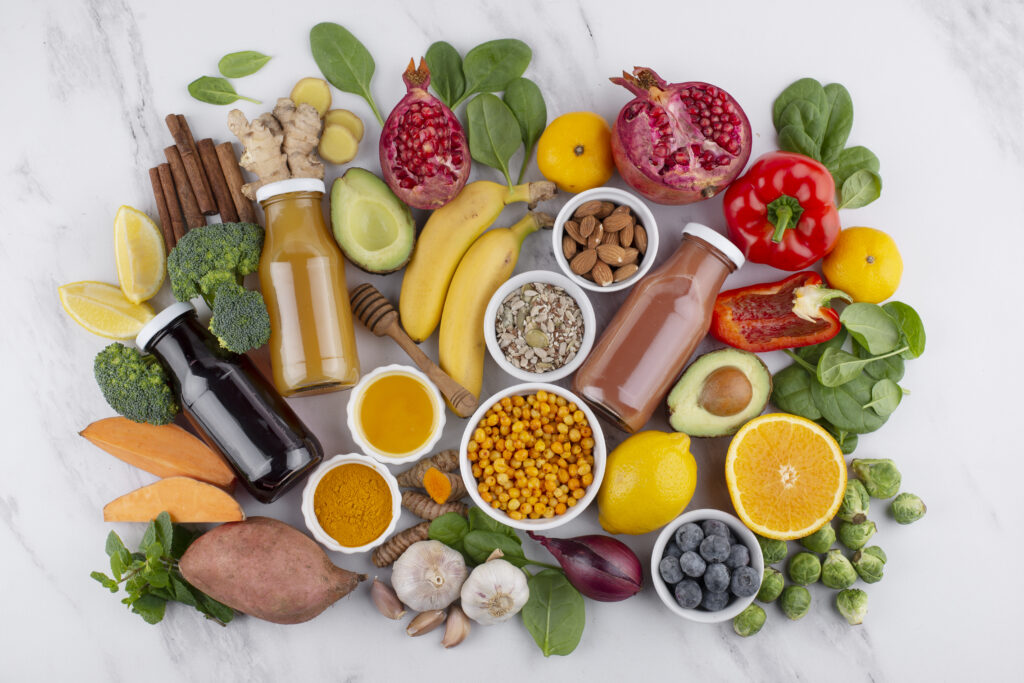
[
  {"left": 166, "top": 114, "right": 216, "bottom": 215},
  {"left": 148, "top": 167, "right": 176, "bottom": 251},
  {"left": 215, "top": 141, "right": 257, "bottom": 223},
  {"left": 196, "top": 138, "right": 239, "bottom": 222},
  {"left": 164, "top": 145, "right": 205, "bottom": 229},
  {"left": 156, "top": 163, "right": 186, "bottom": 243}
]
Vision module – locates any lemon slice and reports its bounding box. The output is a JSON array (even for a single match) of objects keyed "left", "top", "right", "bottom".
[
  {"left": 114, "top": 205, "right": 166, "bottom": 303},
  {"left": 58, "top": 281, "right": 155, "bottom": 339}
]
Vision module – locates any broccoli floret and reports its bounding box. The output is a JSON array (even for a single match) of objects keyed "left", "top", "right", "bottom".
[
  {"left": 94, "top": 343, "right": 179, "bottom": 425},
  {"left": 208, "top": 281, "right": 271, "bottom": 354}
]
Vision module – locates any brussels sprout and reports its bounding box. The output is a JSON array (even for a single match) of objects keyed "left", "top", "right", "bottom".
[
  {"left": 733, "top": 603, "right": 767, "bottom": 637},
  {"left": 757, "top": 567, "right": 785, "bottom": 603},
  {"left": 787, "top": 552, "right": 822, "bottom": 585},
  {"left": 800, "top": 524, "right": 836, "bottom": 554},
  {"left": 821, "top": 549, "right": 858, "bottom": 589},
  {"left": 890, "top": 492, "right": 927, "bottom": 524},
  {"left": 836, "top": 588, "right": 868, "bottom": 625},
  {"left": 837, "top": 479, "right": 870, "bottom": 523},
  {"left": 852, "top": 548, "right": 886, "bottom": 584},
  {"left": 863, "top": 545, "right": 886, "bottom": 563},
  {"left": 851, "top": 459, "right": 902, "bottom": 499},
  {"left": 838, "top": 520, "right": 877, "bottom": 551},
  {"left": 756, "top": 534, "right": 788, "bottom": 565},
  {"left": 780, "top": 585, "right": 812, "bottom": 620}
]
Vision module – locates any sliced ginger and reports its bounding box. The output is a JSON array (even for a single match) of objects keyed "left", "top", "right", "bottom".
[
  {"left": 290, "top": 77, "right": 332, "bottom": 117},
  {"left": 325, "top": 109, "right": 364, "bottom": 142},
  {"left": 318, "top": 124, "right": 359, "bottom": 164}
]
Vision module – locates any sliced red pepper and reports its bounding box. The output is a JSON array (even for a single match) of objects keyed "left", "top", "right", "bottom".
[{"left": 710, "top": 272, "right": 851, "bottom": 352}]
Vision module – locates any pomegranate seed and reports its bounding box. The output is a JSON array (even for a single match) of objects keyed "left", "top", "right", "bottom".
[
  {"left": 702, "top": 126, "right": 713, "bottom": 137},
  {"left": 653, "top": 144, "right": 669, "bottom": 157},
  {"left": 707, "top": 86, "right": 718, "bottom": 97},
  {"left": 452, "top": 154, "right": 463, "bottom": 166},
  {"left": 716, "top": 155, "right": 731, "bottom": 166},
  {"left": 723, "top": 123, "right": 734, "bottom": 133},
  {"left": 691, "top": 144, "right": 702, "bottom": 155},
  {"left": 400, "top": 177, "right": 416, "bottom": 188},
  {"left": 680, "top": 88, "right": 690, "bottom": 97}
]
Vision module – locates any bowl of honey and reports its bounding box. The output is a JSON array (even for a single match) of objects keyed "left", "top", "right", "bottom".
[{"left": 347, "top": 364, "right": 446, "bottom": 465}]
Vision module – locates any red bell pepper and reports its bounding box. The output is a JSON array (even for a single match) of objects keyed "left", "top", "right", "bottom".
[
  {"left": 723, "top": 151, "right": 841, "bottom": 271},
  {"left": 710, "top": 272, "right": 851, "bottom": 352}
]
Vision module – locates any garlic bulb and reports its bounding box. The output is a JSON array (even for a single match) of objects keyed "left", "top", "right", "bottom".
[
  {"left": 391, "top": 540, "right": 467, "bottom": 611},
  {"left": 460, "top": 554, "right": 529, "bottom": 625}
]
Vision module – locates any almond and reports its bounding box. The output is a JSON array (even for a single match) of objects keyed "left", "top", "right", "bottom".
[
  {"left": 602, "top": 230, "right": 619, "bottom": 248},
  {"left": 570, "top": 248, "right": 597, "bottom": 275},
  {"left": 596, "top": 201, "right": 616, "bottom": 219},
  {"left": 578, "top": 215, "right": 599, "bottom": 239},
  {"left": 611, "top": 204, "right": 632, "bottom": 216},
  {"left": 586, "top": 224, "right": 604, "bottom": 249},
  {"left": 562, "top": 234, "right": 578, "bottom": 260},
  {"left": 634, "top": 224, "right": 648, "bottom": 254},
  {"left": 564, "top": 220, "right": 585, "bottom": 244},
  {"left": 613, "top": 263, "right": 639, "bottom": 282},
  {"left": 621, "top": 247, "right": 640, "bottom": 265},
  {"left": 596, "top": 244, "right": 626, "bottom": 266},
  {"left": 601, "top": 212, "right": 633, "bottom": 233},
  {"left": 573, "top": 200, "right": 603, "bottom": 218},
  {"left": 592, "top": 261, "right": 614, "bottom": 287},
  {"left": 619, "top": 222, "right": 634, "bottom": 248}
]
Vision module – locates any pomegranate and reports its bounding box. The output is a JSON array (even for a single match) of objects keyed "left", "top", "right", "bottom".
[
  {"left": 610, "top": 67, "right": 752, "bottom": 205},
  {"left": 379, "top": 58, "right": 470, "bottom": 210}
]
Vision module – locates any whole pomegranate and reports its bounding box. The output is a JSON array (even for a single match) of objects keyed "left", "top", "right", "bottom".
[
  {"left": 610, "top": 67, "right": 752, "bottom": 205},
  {"left": 379, "top": 58, "right": 470, "bottom": 209}
]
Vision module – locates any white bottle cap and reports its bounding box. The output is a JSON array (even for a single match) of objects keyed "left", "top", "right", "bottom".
[
  {"left": 136, "top": 302, "right": 195, "bottom": 351},
  {"left": 682, "top": 222, "right": 745, "bottom": 269},
  {"left": 255, "top": 178, "right": 326, "bottom": 203}
]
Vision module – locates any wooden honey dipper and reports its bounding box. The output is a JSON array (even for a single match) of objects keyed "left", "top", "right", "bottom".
[{"left": 350, "top": 283, "right": 479, "bottom": 418}]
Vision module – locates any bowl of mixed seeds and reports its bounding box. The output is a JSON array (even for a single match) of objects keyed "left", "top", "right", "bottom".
[{"left": 484, "top": 270, "right": 596, "bottom": 382}]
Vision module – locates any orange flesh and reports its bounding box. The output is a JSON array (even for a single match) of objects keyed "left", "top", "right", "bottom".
[{"left": 359, "top": 373, "right": 435, "bottom": 455}]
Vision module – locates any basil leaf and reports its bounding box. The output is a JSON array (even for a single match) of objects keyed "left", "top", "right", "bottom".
[
  {"left": 841, "top": 303, "right": 902, "bottom": 354},
  {"left": 467, "top": 94, "right": 522, "bottom": 186},
  {"left": 309, "top": 22, "right": 384, "bottom": 125},
  {"left": 810, "top": 373, "right": 889, "bottom": 434},
  {"left": 429, "top": 512, "right": 470, "bottom": 547},
  {"left": 458, "top": 39, "right": 531, "bottom": 106},
  {"left": 772, "top": 78, "right": 827, "bottom": 130},
  {"left": 522, "top": 569, "right": 585, "bottom": 657},
  {"left": 467, "top": 506, "right": 518, "bottom": 539},
  {"left": 817, "top": 420, "right": 859, "bottom": 455},
  {"left": 503, "top": 78, "right": 547, "bottom": 183},
  {"left": 817, "top": 347, "right": 867, "bottom": 387},
  {"left": 218, "top": 51, "right": 272, "bottom": 78},
  {"left": 830, "top": 145, "right": 880, "bottom": 188},
  {"left": 882, "top": 301, "right": 926, "bottom": 358},
  {"left": 771, "top": 364, "right": 822, "bottom": 420},
  {"left": 425, "top": 41, "right": 465, "bottom": 109},
  {"left": 463, "top": 530, "right": 528, "bottom": 567},
  {"left": 820, "top": 83, "right": 854, "bottom": 166},
  {"left": 130, "top": 593, "right": 167, "bottom": 625},
  {"left": 839, "top": 169, "right": 882, "bottom": 209},
  {"left": 863, "top": 378, "right": 903, "bottom": 417},
  {"left": 187, "top": 76, "right": 260, "bottom": 105},
  {"left": 853, "top": 339, "right": 905, "bottom": 382}
]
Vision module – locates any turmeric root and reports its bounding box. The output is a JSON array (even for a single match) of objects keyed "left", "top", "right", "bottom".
[
  {"left": 423, "top": 467, "right": 468, "bottom": 504},
  {"left": 371, "top": 521, "right": 429, "bottom": 567},
  {"left": 273, "top": 98, "right": 324, "bottom": 180},
  {"left": 402, "top": 490, "right": 468, "bottom": 521},
  {"left": 396, "top": 450, "right": 460, "bottom": 488},
  {"left": 227, "top": 109, "right": 289, "bottom": 199}
]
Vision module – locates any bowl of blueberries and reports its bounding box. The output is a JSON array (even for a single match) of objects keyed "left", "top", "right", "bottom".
[{"left": 651, "top": 508, "right": 764, "bottom": 623}]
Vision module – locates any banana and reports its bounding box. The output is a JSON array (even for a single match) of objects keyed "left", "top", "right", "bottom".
[
  {"left": 439, "top": 211, "right": 554, "bottom": 399},
  {"left": 399, "top": 180, "right": 556, "bottom": 342}
]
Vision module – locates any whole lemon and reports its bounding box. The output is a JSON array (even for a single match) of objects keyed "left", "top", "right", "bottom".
[
  {"left": 822, "top": 227, "right": 903, "bottom": 303},
  {"left": 536, "top": 111, "right": 614, "bottom": 193},
  {"left": 597, "top": 431, "right": 697, "bottom": 535}
]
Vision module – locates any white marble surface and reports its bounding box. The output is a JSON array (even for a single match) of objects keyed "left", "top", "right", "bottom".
[{"left": 2, "top": 0, "right": 1021, "bottom": 680}]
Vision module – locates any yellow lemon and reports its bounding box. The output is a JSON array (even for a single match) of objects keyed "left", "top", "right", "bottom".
[
  {"left": 822, "top": 227, "right": 902, "bottom": 304},
  {"left": 58, "top": 281, "right": 155, "bottom": 339},
  {"left": 536, "top": 111, "right": 614, "bottom": 193},
  {"left": 114, "top": 205, "right": 166, "bottom": 303},
  {"left": 597, "top": 431, "right": 697, "bottom": 535}
]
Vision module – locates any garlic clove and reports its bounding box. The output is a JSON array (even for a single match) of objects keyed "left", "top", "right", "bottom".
[
  {"left": 406, "top": 609, "right": 447, "bottom": 636},
  {"left": 371, "top": 577, "right": 406, "bottom": 620},
  {"left": 441, "top": 605, "right": 471, "bottom": 648}
]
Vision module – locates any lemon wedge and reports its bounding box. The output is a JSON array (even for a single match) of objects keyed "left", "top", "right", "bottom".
[
  {"left": 114, "top": 205, "right": 166, "bottom": 303},
  {"left": 58, "top": 281, "right": 155, "bottom": 339}
]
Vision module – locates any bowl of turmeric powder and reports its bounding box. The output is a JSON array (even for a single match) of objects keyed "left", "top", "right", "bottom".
[{"left": 301, "top": 454, "right": 402, "bottom": 554}]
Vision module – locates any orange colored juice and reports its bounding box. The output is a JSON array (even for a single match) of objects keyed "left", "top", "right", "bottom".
[{"left": 358, "top": 374, "right": 436, "bottom": 455}]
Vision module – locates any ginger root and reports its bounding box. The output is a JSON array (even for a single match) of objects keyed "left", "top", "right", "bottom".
[
  {"left": 371, "top": 521, "right": 430, "bottom": 568},
  {"left": 273, "top": 98, "right": 324, "bottom": 180},
  {"left": 402, "top": 490, "right": 468, "bottom": 521}
]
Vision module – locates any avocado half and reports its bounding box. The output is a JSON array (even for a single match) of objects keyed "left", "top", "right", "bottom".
[
  {"left": 667, "top": 348, "right": 772, "bottom": 437},
  {"left": 330, "top": 168, "right": 415, "bottom": 274}
]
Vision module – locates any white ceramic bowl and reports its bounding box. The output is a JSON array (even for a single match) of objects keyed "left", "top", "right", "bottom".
[
  {"left": 650, "top": 508, "right": 764, "bottom": 623},
  {"left": 346, "top": 364, "right": 446, "bottom": 466},
  {"left": 483, "top": 270, "right": 597, "bottom": 383},
  {"left": 551, "top": 186, "right": 660, "bottom": 293},
  {"left": 459, "top": 382, "right": 606, "bottom": 531},
  {"left": 301, "top": 453, "right": 402, "bottom": 554}
]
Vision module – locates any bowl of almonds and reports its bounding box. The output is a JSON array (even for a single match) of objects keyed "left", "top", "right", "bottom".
[{"left": 552, "top": 186, "right": 659, "bottom": 292}]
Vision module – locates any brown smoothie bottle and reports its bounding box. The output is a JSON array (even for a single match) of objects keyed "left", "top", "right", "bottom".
[{"left": 573, "top": 223, "right": 745, "bottom": 433}]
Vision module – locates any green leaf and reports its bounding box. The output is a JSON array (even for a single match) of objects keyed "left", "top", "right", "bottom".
[
  {"left": 91, "top": 571, "right": 119, "bottom": 592},
  {"left": 466, "top": 94, "right": 522, "bottom": 186},
  {"left": 771, "top": 364, "right": 822, "bottom": 420},
  {"left": 425, "top": 41, "right": 465, "bottom": 109},
  {"left": 816, "top": 420, "right": 859, "bottom": 454},
  {"left": 130, "top": 593, "right": 167, "bottom": 625},
  {"left": 169, "top": 524, "right": 199, "bottom": 559},
  {"left": 810, "top": 372, "right": 889, "bottom": 434},
  {"left": 853, "top": 339, "right": 905, "bottom": 382},
  {"left": 521, "top": 569, "right": 585, "bottom": 656},
  {"left": 863, "top": 379, "right": 903, "bottom": 417},
  {"left": 778, "top": 126, "right": 820, "bottom": 160},
  {"left": 457, "top": 39, "right": 531, "bottom": 106},
  {"left": 820, "top": 83, "right": 854, "bottom": 166},
  {"left": 309, "top": 22, "right": 383, "bottom": 125},
  {"left": 429, "top": 512, "right": 470, "bottom": 548},
  {"left": 105, "top": 531, "right": 127, "bottom": 558},
  {"left": 882, "top": 301, "right": 926, "bottom": 359},
  {"left": 503, "top": 78, "right": 547, "bottom": 183},
  {"left": 841, "top": 303, "right": 902, "bottom": 354},
  {"left": 154, "top": 512, "right": 174, "bottom": 556},
  {"left": 463, "top": 530, "right": 528, "bottom": 567},
  {"left": 817, "top": 347, "right": 868, "bottom": 387},
  {"left": 147, "top": 564, "right": 170, "bottom": 589},
  {"left": 839, "top": 169, "right": 882, "bottom": 209},
  {"left": 779, "top": 100, "right": 825, "bottom": 155},
  {"left": 144, "top": 542, "right": 164, "bottom": 562},
  {"left": 829, "top": 146, "right": 880, "bottom": 188},
  {"left": 199, "top": 593, "right": 235, "bottom": 625},
  {"left": 187, "top": 76, "right": 260, "bottom": 106},
  {"left": 110, "top": 548, "right": 132, "bottom": 581},
  {"left": 218, "top": 51, "right": 272, "bottom": 78},
  {"left": 795, "top": 329, "right": 848, "bottom": 365},
  {"left": 169, "top": 574, "right": 198, "bottom": 607},
  {"left": 467, "top": 506, "right": 519, "bottom": 540},
  {"left": 772, "top": 78, "right": 827, "bottom": 130}
]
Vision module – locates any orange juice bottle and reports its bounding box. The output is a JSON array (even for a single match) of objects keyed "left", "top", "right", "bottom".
[{"left": 257, "top": 179, "right": 360, "bottom": 396}]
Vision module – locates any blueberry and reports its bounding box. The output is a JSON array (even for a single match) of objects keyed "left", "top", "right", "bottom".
[
  {"left": 701, "top": 588, "right": 731, "bottom": 611},
  {"left": 663, "top": 540, "right": 683, "bottom": 560},
  {"left": 659, "top": 556, "right": 684, "bottom": 585},
  {"left": 731, "top": 565, "right": 760, "bottom": 598},
  {"left": 679, "top": 550, "right": 707, "bottom": 578},
  {"left": 704, "top": 562, "right": 731, "bottom": 593},
  {"left": 674, "top": 579, "right": 702, "bottom": 609},
  {"left": 675, "top": 523, "right": 704, "bottom": 552},
  {"left": 702, "top": 519, "right": 730, "bottom": 539},
  {"left": 699, "top": 535, "right": 731, "bottom": 563},
  {"left": 725, "top": 543, "right": 750, "bottom": 569}
]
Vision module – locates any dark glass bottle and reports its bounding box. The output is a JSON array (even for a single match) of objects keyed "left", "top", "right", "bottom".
[{"left": 137, "top": 303, "right": 323, "bottom": 503}]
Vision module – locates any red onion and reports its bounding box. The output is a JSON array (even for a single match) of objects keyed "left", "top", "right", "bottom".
[{"left": 527, "top": 531, "right": 643, "bottom": 602}]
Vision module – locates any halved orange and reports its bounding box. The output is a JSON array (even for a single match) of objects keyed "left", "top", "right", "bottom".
[{"left": 725, "top": 413, "right": 846, "bottom": 541}]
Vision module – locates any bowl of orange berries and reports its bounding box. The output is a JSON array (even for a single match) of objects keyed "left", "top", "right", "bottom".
[{"left": 459, "top": 383, "right": 606, "bottom": 531}]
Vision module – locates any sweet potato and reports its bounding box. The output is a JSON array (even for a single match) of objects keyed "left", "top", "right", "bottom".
[
  {"left": 180, "top": 517, "right": 366, "bottom": 624},
  {"left": 81, "top": 417, "right": 236, "bottom": 490},
  {"left": 102, "top": 477, "right": 244, "bottom": 523}
]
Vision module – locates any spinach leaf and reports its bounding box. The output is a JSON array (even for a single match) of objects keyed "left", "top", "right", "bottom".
[
  {"left": 810, "top": 372, "right": 889, "bottom": 434},
  {"left": 309, "top": 22, "right": 384, "bottom": 125},
  {"left": 829, "top": 145, "right": 879, "bottom": 188},
  {"left": 817, "top": 420, "right": 859, "bottom": 455},
  {"left": 218, "top": 51, "right": 272, "bottom": 78},
  {"left": 863, "top": 378, "right": 903, "bottom": 417},
  {"left": 456, "top": 39, "right": 531, "bottom": 107},
  {"left": 778, "top": 122, "right": 821, "bottom": 160},
  {"left": 425, "top": 41, "right": 465, "bottom": 109},
  {"left": 772, "top": 78, "right": 827, "bottom": 130},
  {"left": 838, "top": 169, "right": 882, "bottom": 209},
  {"left": 468, "top": 506, "right": 519, "bottom": 540},
  {"left": 820, "top": 83, "right": 854, "bottom": 166},
  {"left": 522, "top": 569, "right": 585, "bottom": 656},
  {"left": 795, "top": 329, "right": 848, "bottom": 365},
  {"left": 187, "top": 77, "right": 260, "bottom": 105},
  {"left": 503, "top": 78, "right": 547, "bottom": 183},
  {"left": 853, "top": 339, "right": 905, "bottom": 382},
  {"left": 429, "top": 512, "right": 470, "bottom": 548},
  {"left": 463, "top": 530, "right": 528, "bottom": 567},
  {"left": 466, "top": 94, "right": 522, "bottom": 186},
  {"left": 882, "top": 301, "right": 926, "bottom": 358},
  {"left": 771, "top": 364, "right": 822, "bottom": 420},
  {"left": 817, "top": 347, "right": 868, "bottom": 387},
  {"left": 841, "top": 303, "right": 902, "bottom": 354}
]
